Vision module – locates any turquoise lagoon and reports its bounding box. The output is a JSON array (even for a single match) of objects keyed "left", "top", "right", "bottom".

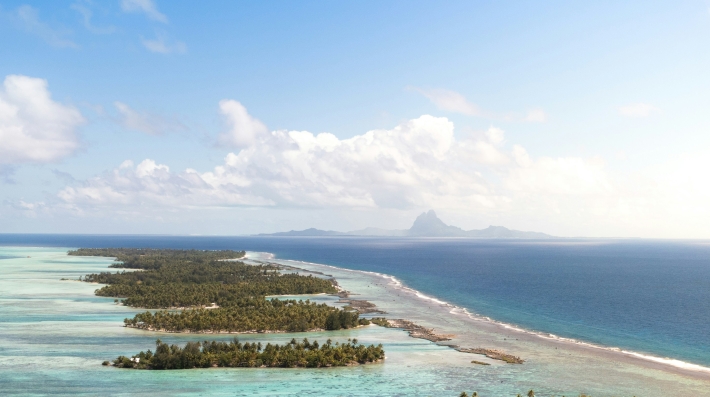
[{"left": 0, "top": 246, "right": 709, "bottom": 396}]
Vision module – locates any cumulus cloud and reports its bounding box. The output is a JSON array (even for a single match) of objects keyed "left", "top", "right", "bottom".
[
  {"left": 618, "top": 103, "right": 658, "bottom": 118},
  {"left": 141, "top": 31, "right": 186, "bottom": 54},
  {"left": 454, "top": 127, "right": 510, "bottom": 166},
  {"left": 114, "top": 101, "right": 184, "bottom": 135},
  {"left": 51, "top": 107, "right": 598, "bottom": 218},
  {"left": 7, "top": 5, "right": 78, "bottom": 48},
  {"left": 57, "top": 114, "right": 507, "bottom": 211},
  {"left": 217, "top": 100, "right": 269, "bottom": 148},
  {"left": 0, "top": 75, "right": 84, "bottom": 164},
  {"left": 120, "top": 0, "right": 167, "bottom": 23},
  {"left": 36, "top": 102, "right": 710, "bottom": 237}
]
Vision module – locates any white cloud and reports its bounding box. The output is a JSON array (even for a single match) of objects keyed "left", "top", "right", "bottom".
[
  {"left": 35, "top": 102, "right": 710, "bottom": 238},
  {"left": 57, "top": 114, "right": 501, "bottom": 210},
  {"left": 414, "top": 88, "right": 481, "bottom": 116},
  {"left": 141, "top": 31, "right": 186, "bottom": 54},
  {"left": 50, "top": 108, "right": 611, "bottom": 215},
  {"left": 114, "top": 101, "right": 184, "bottom": 135},
  {"left": 618, "top": 103, "right": 659, "bottom": 118},
  {"left": 8, "top": 5, "right": 78, "bottom": 48},
  {"left": 120, "top": 0, "right": 167, "bottom": 23},
  {"left": 217, "top": 100, "right": 269, "bottom": 148},
  {"left": 0, "top": 75, "right": 84, "bottom": 164},
  {"left": 454, "top": 127, "right": 510, "bottom": 165},
  {"left": 71, "top": 2, "right": 116, "bottom": 34}
]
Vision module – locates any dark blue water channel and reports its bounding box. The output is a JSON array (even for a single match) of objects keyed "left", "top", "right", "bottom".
[{"left": 1, "top": 234, "right": 708, "bottom": 366}]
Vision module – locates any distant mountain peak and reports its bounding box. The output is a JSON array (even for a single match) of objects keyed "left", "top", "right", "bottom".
[
  {"left": 408, "top": 210, "right": 465, "bottom": 237},
  {"left": 411, "top": 210, "right": 446, "bottom": 228}
]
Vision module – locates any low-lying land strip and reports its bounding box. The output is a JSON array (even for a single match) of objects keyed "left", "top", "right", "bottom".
[
  {"left": 453, "top": 347, "right": 524, "bottom": 364},
  {"left": 385, "top": 318, "right": 454, "bottom": 342},
  {"left": 368, "top": 317, "right": 523, "bottom": 364},
  {"left": 110, "top": 338, "right": 384, "bottom": 369},
  {"left": 337, "top": 298, "right": 386, "bottom": 314}
]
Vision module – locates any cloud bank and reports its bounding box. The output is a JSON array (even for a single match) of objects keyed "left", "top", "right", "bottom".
[
  {"left": 44, "top": 101, "right": 710, "bottom": 237},
  {"left": 56, "top": 105, "right": 603, "bottom": 216}
]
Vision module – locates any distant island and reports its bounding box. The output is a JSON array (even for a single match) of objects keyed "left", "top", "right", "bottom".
[{"left": 259, "top": 210, "right": 553, "bottom": 239}]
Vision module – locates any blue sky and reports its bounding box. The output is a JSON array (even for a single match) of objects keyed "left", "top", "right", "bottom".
[{"left": 1, "top": 0, "right": 710, "bottom": 237}]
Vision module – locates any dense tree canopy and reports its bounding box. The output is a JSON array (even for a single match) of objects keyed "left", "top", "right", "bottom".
[
  {"left": 113, "top": 338, "right": 385, "bottom": 369},
  {"left": 126, "top": 298, "right": 365, "bottom": 333},
  {"left": 71, "top": 248, "right": 363, "bottom": 333}
]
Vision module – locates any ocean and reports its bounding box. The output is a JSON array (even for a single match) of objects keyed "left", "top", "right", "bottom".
[{"left": 1, "top": 234, "right": 709, "bottom": 395}]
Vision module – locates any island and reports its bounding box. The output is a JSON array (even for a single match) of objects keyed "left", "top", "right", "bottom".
[
  {"left": 69, "top": 248, "right": 383, "bottom": 368},
  {"left": 258, "top": 210, "right": 553, "bottom": 238},
  {"left": 110, "top": 337, "right": 384, "bottom": 369},
  {"left": 71, "top": 248, "right": 369, "bottom": 332}
]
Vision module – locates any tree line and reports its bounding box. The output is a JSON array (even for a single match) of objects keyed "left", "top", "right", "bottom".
[
  {"left": 70, "top": 248, "right": 246, "bottom": 270},
  {"left": 126, "top": 298, "right": 366, "bottom": 333},
  {"left": 110, "top": 337, "right": 384, "bottom": 369}
]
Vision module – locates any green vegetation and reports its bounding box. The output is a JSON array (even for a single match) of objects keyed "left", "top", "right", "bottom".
[
  {"left": 369, "top": 317, "right": 391, "bottom": 327},
  {"left": 71, "top": 248, "right": 364, "bottom": 333},
  {"left": 89, "top": 269, "right": 337, "bottom": 308},
  {"left": 112, "top": 338, "right": 384, "bottom": 369},
  {"left": 126, "top": 298, "right": 369, "bottom": 332},
  {"left": 72, "top": 248, "right": 335, "bottom": 308}
]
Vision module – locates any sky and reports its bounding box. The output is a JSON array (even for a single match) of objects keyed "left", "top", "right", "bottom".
[{"left": 1, "top": 0, "right": 710, "bottom": 238}]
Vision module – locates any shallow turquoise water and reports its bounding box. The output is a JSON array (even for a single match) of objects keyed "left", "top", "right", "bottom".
[
  {"left": 0, "top": 247, "right": 512, "bottom": 396},
  {"left": 1, "top": 246, "right": 709, "bottom": 396}
]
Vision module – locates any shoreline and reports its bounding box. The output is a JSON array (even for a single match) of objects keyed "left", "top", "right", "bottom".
[{"left": 245, "top": 252, "right": 710, "bottom": 380}]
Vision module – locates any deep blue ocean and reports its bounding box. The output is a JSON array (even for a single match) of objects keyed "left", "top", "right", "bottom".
[{"left": 1, "top": 234, "right": 708, "bottom": 367}]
